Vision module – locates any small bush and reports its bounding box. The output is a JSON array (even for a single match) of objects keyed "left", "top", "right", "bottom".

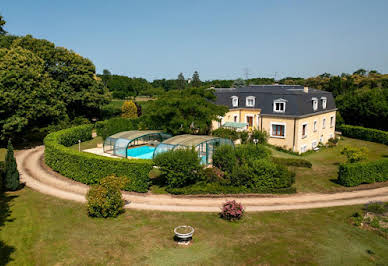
[
  {"left": 337, "top": 159, "right": 388, "bottom": 186},
  {"left": 239, "top": 131, "right": 249, "bottom": 144},
  {"left": 201, "top": 167, "right": 226, "bottom": 183},
  {"left": 153, "top": 148, "right": 201, "bottom": 188},
  {"left": 4, "top": 140, "right": 19, "bottom": 191},
  {"left": 341, "top": 146, "right": 368, "bottom": 163},
  {"left": 212, "top": 128, "right": 239, "bottom": 141},
  {"left": 213, "top": 145, "right": 238, "bottom": 174},
  {"left": 87, "top": 176, "right": 125, "bottom": 218},
  {"left": 337, "top": 124, "right": 388, "bottom": 145},
  {"left": 0, "top": 161, "right": 4, "bottom": 191},
  {"left": 235, "top": 144, "right": 271, "bottom": 164},
  {"left": 121, "top": 100, "right": 138, "bottom": 119},
  {"left": 370, "top": 217, "right": 380, "bottom": 228},
  {"left": 250, "top": 129, "right": 268, "bottom": 144},
  {"left": 220, "top": 200, "right": 244, "bottom": 221},
  {"left": 364, "top": 202, "right": 386, "bottom": 214},
  {"left": 271, "top": 157, "right": 312, "bottom": 168}
]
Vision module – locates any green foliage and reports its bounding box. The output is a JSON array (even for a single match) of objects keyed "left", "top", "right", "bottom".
[
  {"left": 96, "top": 117, "right": 140, "bottom": 140},
  {"left": 4, "top": 140, "right": 19, "bottom": 191},
  {"left": 213, "top": 145, "right": 238, "bottom": 174},
  {"left": 153, "top": 148, "right": 201, "bottom": 188},
  {"left": 0, "top": 161, "right": 4, "bottom": 190},
  {"left": 271, "top": 157, "right": 312, "bottom": 168},
  {"left": 201, "top": 167, "right": 226, "bottom": 183},
  {"left": 44, "top": 125, "right": 152, "bottom": 192},
  {"left": 250, "top": 129, "right": 269, "bottom": 144},
  {"left": 99, "top": 74, "right": 152, "bottom": 99},
  {"left": 141, "top": 87, "right": 228, "bottom": 135},
  {"left": 212, "top": 128, "right": 239, "bottom": 141},
  {"left": 233, "top": 78, "right": 245, "bottom": 88},
  {"left": 239, "top": 131, "right": 249, "bottom": 144},
  {"left": 340, "top": 146, "right": 368, "bottom": 163},
  {"left": 121, "top": 100, "right": 138, "bottom": 119},
  {"left": 220, "top": 200, "right": 244, "bottom": 221},
  {"left": 364, "top": 202, "right": 386, "bottom": 215},
  {"left": 177, "top": 73, "right": 186, "bottom": 90},
  {"left": 338, "top": 125, "right": 388, "bottom": 145},
  {"left": 235, "top": 144, "right": 271, "bottom": 163},
  {"left": 87, "top": 176, "right": 125, "bottom": 218},
  {"left": 191, "top": 71, "right": 201, "bottom": 87},
  {"left": 337, "top": 159, "right": 388, "bottom": 187},
  {"left": 0, "top": 14, "right": 6, "bottom": 35}
]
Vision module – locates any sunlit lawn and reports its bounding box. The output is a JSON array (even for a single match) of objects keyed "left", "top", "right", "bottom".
[
  {"left": 0, "top": 148, "right": 5, "bottom": 161},
  {"left": 0, "top": 188, "right": 388, "bottom": 265}
]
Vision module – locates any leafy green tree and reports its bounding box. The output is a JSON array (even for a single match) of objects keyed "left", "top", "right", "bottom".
[
  {"left": 353, "top": 68, "right": 367, "bottom": 76},
  {"left": 121, "top": 100, "right": 138, "bottom": 118},
  {"left": 4, "top": 139, "right": 19, "bottom": 191},
  {"left": 102, "top": 69, "right": 111, "bottom": 76},
  {"left": 192, "top": 71, "right": 201, "bottom": 87},
  {"left": 141, "top": 88, "right": 228, "bottom": 135},
  {"left": 341, "top": 146, "right": 368, "bottom": 163},
  {"left": 0, "top": 14, "right": 6, "bottom": 35},
  {"left": 177, "top": 73, "right": 186, "bottom": 90},
  {"left": 233, "top": 78, "right": 245, "bottom": 88}
]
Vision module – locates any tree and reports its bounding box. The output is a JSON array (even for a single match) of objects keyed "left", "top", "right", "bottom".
[
  {"left": 102, "top": 69, "right": 111, "bottom": 76},
  {"left": 0, "top": 14, "right": 6, "bottom": 35},
  {"left": 4, "top": 139, "right": 19, "bottom": 191},
  {"left": 177, "top": 73, "right": 186, "bottom": 90},
  {"left": 192, "top": 71, "right": 201, "bottom": 87},
  {"left": 141, "top": 87, "right": 228, "bottom": 135},
  {"left": 121, "top": 100, "right": 138, "bottom": 118},
  {"left": 341, "top": 146, "right": 368, "bottom": 163},
  {"left": 233, "top": 78, "right": 245, "bottom": 88},
  {"left": 353, "top": 68, "right": 367, "bottom": 76}
]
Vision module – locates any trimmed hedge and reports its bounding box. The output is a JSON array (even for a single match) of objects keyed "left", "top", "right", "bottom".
[
  {"left": 338, "top": 159, "right": 388, "bottom": 187},
  {"left": 44, "top": 125, "right": 152, "bottom": 192},
  {"left": 166, "top": 182, "right": 296, "bottom": 195},
  {"left": 272, "top": 157, "right": 312, "bottom": 168},
  {"left": 0, "top": 161, "right": 4, "bottom": 190},
  {"left": 338, "top": 125, "right": 388, "bottom": 145}
]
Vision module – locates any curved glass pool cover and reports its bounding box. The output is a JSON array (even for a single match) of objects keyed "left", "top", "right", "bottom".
[
  {"left": 153, "top": 134, "right": 234, "bottom": 165},
  {"left": 103, "top": 130, "right": 172, "bottom": 158}
]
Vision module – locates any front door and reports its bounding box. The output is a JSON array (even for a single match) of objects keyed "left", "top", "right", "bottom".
[{"left": 247, "top": 116, "right": 253, "bottom": 127}]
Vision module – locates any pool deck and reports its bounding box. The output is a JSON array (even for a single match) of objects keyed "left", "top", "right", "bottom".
[{"left": 83, "top": 147, "right": 147, "bottom": 160}]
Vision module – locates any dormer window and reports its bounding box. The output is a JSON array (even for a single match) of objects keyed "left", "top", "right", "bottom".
[
  {"left": 273, "top": 98, "right": 287, "bottom": 113},
  {"left": 231, "top": 96, "right": 239, "bottom": 107},
  {"left": 321, "top": 97, "right": 327, "bottom": 109},
  {"left": 246, "top": 96, "right": 255, "bottom": 107},
  {"left": 312, "top": 97, "right": 318, "bottom": 111}
]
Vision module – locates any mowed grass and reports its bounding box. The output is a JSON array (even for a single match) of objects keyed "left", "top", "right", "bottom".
[
  {"left": 1, "top": 188, "right": 388, "bottom": 265},
  {"left": 269, "top": 137, "right": 388, "bottom": 193},
  {"left": 70, "top": 136, "right": 103, "bottom": 151},
  {"left": 0, "top": 148, "right": 5, "bottom": 161}
]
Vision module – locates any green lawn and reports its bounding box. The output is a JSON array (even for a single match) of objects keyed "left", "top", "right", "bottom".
[
  {"left": 269, "top": 137, "right": 388, "bottom": 193},
  {"left": 70, "top": 136, "right": 103, "bottom": 151},
  {"left": 1, "top": 188, "right": 388, "bottom": 265},
  {"left": 0, "top": 148, "right": 5, "bottom": 161}
]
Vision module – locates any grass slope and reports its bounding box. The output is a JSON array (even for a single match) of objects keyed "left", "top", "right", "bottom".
[{"left": 1, "top": 188, "right": 388, "bottom": 265}]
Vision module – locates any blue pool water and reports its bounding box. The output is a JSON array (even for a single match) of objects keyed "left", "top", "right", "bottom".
[{"left": 126, "top": 146, "right": 155, "bottom": 159}]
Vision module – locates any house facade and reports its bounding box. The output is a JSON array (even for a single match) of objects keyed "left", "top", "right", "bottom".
[{"left": 212, "top": 85, "right": 337, "bottom": 153}]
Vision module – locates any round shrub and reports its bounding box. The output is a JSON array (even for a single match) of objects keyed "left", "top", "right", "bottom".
[
  {"left": 201, "top": 167, "right": 226, "bottom": 184},
  {"left": 121, "top": 100, "right": 138, "bottom": 119},
  {"left": 153, "top": 148, "right": 201, "bottom": 188},
  {"left": 235, "top": 144, "right": 270, "bottom": 163},
  {"left": 220, "top": 200, "right": 244, "bottom": 221},
  {"left": 87, "top": 176, "right": 125, "bottom": 218},
  {"left": 250, "top": 129, "right": 268, "bottom": 144},
  {"left": 213, "top": 145, "right": 238, "bottom": 174}
]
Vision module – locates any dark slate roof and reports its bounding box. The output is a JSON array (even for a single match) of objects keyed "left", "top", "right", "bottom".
[{"left": 213, "top": 85, "right": 336, "bottom": 117}]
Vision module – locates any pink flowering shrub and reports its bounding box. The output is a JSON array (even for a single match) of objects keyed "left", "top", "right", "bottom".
[{"left": 220, "top": 200, "right": 244, "bottom": 221}]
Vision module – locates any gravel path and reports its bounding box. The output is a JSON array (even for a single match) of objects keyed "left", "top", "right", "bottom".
[{"left": 16, "top": 146, "right": 388, "bottom": 212}]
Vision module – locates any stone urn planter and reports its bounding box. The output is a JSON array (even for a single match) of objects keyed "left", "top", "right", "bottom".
[{"left": 174, "top": 225, "right": 194, "bottom": 244}]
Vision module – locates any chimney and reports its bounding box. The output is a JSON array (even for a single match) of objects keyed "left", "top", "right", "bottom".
[{"left": 304, "top": 86, "right": 309, "bottom": 93}]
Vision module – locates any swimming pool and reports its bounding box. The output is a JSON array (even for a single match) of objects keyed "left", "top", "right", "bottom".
[{"left": 126, "top": 146, "right": 155, "bottom": 159}]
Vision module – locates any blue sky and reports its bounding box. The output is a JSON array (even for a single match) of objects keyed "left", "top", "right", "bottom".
[{"left": 2, "top": 0, "right": 388, "bottom": 80}]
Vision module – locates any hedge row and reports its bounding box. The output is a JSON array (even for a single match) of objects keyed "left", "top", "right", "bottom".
[
  {"left": 338, "top": 159, "right": 388, "bottom": 187},
  {"left": 338, "top": 125, "right": 388, "bottom": 145},
  {"left": 272, "top": 157, "right": 312, "bottom": 168},
  {"left": 44, "top": 125, "right": 153, "bottom": 192},
  {"left": 166, "top": 182, "right": 296, "bottom": 195}
]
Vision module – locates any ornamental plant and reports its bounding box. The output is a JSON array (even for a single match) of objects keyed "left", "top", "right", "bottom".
[
  {"left": 121, "top": 100, "right": 138, "bottom": 119},
  {"left": 4, "top": 139, "right": 20, "bottom": 191},
  {"left": 340, "top": 145, "right": 368, "bottom": 163},
  {"left": 220, "top": 200, "right": 244, "bottom": 221}
]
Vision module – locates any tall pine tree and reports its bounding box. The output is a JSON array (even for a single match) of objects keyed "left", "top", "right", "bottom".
[
  {"left": 177, "top": 73, "right": 186, "bottom": 90},
  {"left": 192, "top": 71, "right": 201, "bottom": 87},
  {"left": 5, "top": 139, "right": 19, "bottom": 191}
]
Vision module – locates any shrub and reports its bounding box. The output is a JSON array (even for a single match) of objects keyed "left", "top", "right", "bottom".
[
  {"left": 213, "top": 145, "right": 238, "bottom": 174},
  {"left": 100, "top": 103, "right": 122, "bottom": 119},
  {"left": 337, "top": 124, "right": 388, "bottom": 145},
  {"left": 4, "top": 140, "right": 19, "bottom": 191},
  {"left": 201, "top": 167, "right": 226, "bottom": 183},
  {"left": 337, "top": 159, "right": 388, "bottom": 186},
  {"left": 153, "top": 148, "right": 201, "bottom": 188},
  {"left": 0, "top": 161, "right": 4, "bottom": 191},
  {"left": 340, "top": 146, "right": 368, "bottom": 163},
  {"left": 250, "top": 129, "right": 268, "bottom": 144},
  {"left": 96, "top": 117, "right": 140, "bottom": 140},
  {"left": 212, "top": 128, "right": 239, "bottom": 141},
  {"left": 229, "top": 159, "right": 294, "bottom": 189},
  {"left": 239, "top": 131, "right": 249, "bottom": 144},
  {"left": 44, "top": 125, "right": 152, "bottom": 192},
  {"left": 121, "top": 100, "right": 138, "bottom": 119},
  {"left": 235, "top": 144, "right": 271, "bottom": 164},
  {"left": 364, "top": 202, "right": 386, "bottom": 214},
  {"left": 87, "top": 176, "right": 125, "bottom": 218},
  {"left": 370, "top": 217, "right": 380, "bottom": 228},
  {"left": 220, "top": 200, "right": 244, "bottom": 221},
  {"left": 271, "top": 157, "right": 312, "bottom": 168}
]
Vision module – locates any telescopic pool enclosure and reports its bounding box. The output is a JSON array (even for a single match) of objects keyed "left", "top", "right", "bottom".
[
  {"left": 103, "top": 130, "right": 172, "bottom": 158},
  {"left": 103, "top": 131, "right": 234, "bottom": 165},
  {"left": 153, "top": 134, "right": 234, "bottom": 165}
]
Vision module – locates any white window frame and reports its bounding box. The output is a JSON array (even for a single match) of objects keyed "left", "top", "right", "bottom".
[
  {"left": 322, "top": 118, "right": 326, "bottom": 129},
  {"left": 302, "top": 123, "right": 308, "bottom": 139},
  {"left": 312, "top": 97, "right": 318, "bottom": 111},
  {"left": 233, "top": 114, "right": 239, "bottom": 123},
  {"left": 312, "top": 140, "right": 318, "bottom": 149},
  {"left": 273, "top": 98, "right": 287, "bottom": 113},
  {"left": 321, "top": 97, "right": 327, "bottom": 109},
  {"left": 313, "top": 120, "right": 317, "bottom": 132},
  {"left": 300, "top": 144, "right": 307, "bottom": 153},
  {"left": 246, "top": 96, "right": 255, "bottom": 107},
  {"left": 231, "top": 96, "right": 239, "bottom": 107},
  {"left": 270, "top": 122, "right": 286, "bottom": 139},
  {"left": 330, "top": 116, "right": 334, "bottom": 128}
]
